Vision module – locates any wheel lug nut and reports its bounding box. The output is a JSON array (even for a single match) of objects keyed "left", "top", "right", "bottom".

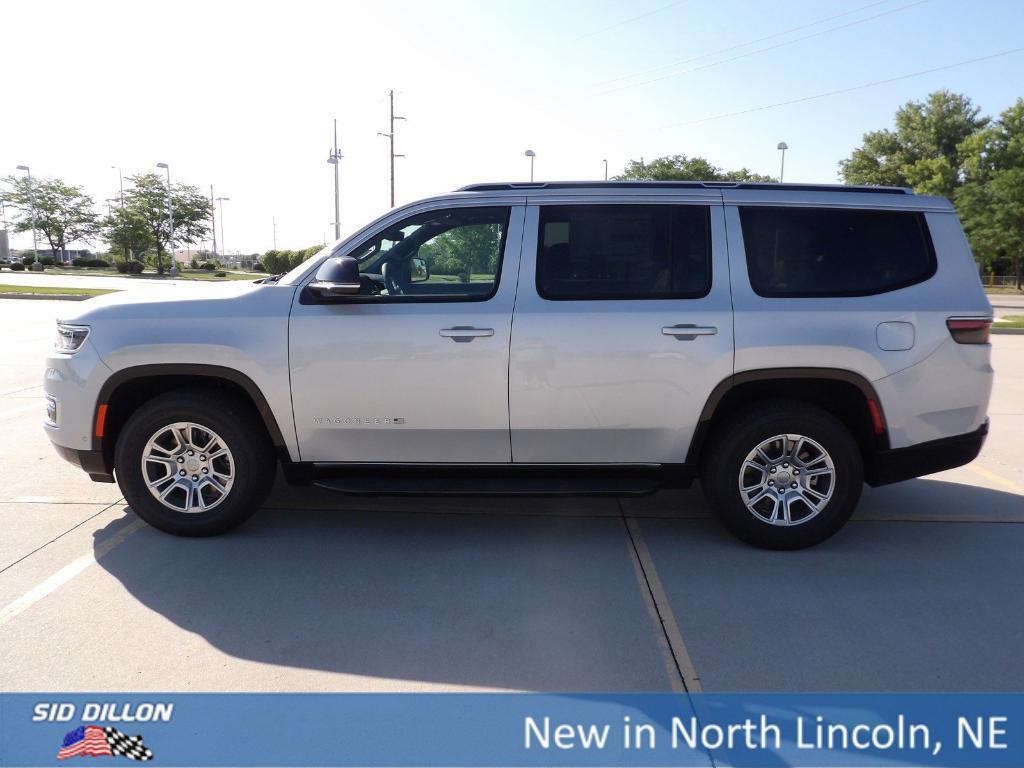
[
  {"left": 768, "top": 480, "right": 774, "bottom": 486},
  {"left": 192, "top": 475, "right": 199, "bottom": 481},
  {"left": 188, "top": 450, "right": 194, "bottom": 456},
  {"left": 202, "top": 468, "right": 209, "bottom": 474},
  {"left": 782, "top": 463, "right": 789, "bottom": 468},
  {"left": 199, "top": 455, "right": 206, "bottom": 461},
  {"left": 177, "top": 457, "right": 184, "bottom": 464},
  {"left": 770, "top": 467, "right": 776, "bottom": 473},
  {"left": 179, "top": 469, "right": 186, "bottom": 476},
  {"left": 791, "top": 483, "right": 797, "bottom": 488},
  {"left": 794, "top": 469, "right": 800, "bottom": 475}
]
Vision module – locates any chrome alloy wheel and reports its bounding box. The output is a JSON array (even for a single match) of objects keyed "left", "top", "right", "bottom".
[
  {"left": 141, "top": 422, "right": 235, "bottom": 513},
  {"left": 738, "top": 433, "right": 836, "bottom": 526}
]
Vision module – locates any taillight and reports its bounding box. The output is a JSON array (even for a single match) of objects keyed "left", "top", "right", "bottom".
[{"left": 946, "top": 317, "right": 991, "bottom": 344}]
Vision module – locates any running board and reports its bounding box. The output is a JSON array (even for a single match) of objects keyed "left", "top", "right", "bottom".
[{"left": 308, "top": 464, "right": 694, "bottom": 497}]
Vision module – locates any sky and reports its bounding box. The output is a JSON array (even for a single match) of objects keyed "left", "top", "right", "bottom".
[{"left": 2, "top": 0, "right": 1023, "bottom": 254}]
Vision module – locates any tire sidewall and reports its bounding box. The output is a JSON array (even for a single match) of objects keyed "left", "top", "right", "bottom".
[
  {"left": 705, "top": 404, "right": 863, "bottom": 549},
  {"left": 115, "top": 392, "right": 274, "bottom": 536}
]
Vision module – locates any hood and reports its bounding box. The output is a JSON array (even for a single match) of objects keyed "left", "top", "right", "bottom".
[{"left": 57, "top": 280, "right": 293, "bottom": 325}]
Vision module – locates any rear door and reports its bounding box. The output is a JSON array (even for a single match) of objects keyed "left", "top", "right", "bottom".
[{"left": 508, "top": 193, "right": 734, "bottom": 464}]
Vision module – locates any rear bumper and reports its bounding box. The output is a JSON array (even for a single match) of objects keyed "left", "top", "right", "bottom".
[
  {"left": 866, "top": 420, "right": 988, "bottom": 487},
  {"left": 51, "top": 443, "right": 115, "bottom": 483}
]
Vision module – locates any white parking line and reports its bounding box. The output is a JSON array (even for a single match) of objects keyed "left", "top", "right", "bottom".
[{"left": 0, "top": 518, "right": 146, "bottom": 627}]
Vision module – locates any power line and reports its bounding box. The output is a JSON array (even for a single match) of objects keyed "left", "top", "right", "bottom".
[
  {"left": 576, "top": 0, "right": 688, "bottom": 41},
  {"left": 597, "top": 0, "right": 895, "bottom": 88},
  {"left": 663, "top": 46, "right": 1024, "bottom": 129},
  {"left": 601, "top": 0, "right": 928, "bottom": 94}
]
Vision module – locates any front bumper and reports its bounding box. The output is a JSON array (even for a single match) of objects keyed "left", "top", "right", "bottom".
[
  {"left": 865, "top": 420, "right": 989, "bottom": 487},
  {"left": 50, "top": 443, "right": 115, "bottom": 483}
]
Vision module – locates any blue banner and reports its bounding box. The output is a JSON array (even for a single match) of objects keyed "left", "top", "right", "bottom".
[{"left": 1, "top": 693, "right": 1021, "bottom": 767}]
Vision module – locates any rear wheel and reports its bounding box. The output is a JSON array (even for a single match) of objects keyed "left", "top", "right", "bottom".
[
  {"left": 114, "top": 389, "right": 276, "bottom": 536},
  {"left": 701, "top": 399, "right": 863, "bottom": 549}
]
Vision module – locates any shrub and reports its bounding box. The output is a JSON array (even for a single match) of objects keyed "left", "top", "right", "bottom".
[
  {"left": 190, "top": 258, "right": 199, "bottom": 269},
  {"left": 72, "top": 258, "right": 109, "bottom": 268},
  {"left": 115, "top": 260, "right": 144, "bottom": 274},
  {"left": 214, "top": 271, "right": 227, "bottom": 277},
  {"left": 252, "top": 261, "right": 266, "bottom": 272},
  {"left": 10, "top": 262, "right": 25, "bottom": 271},
  {"left": 21, "top": 255, "right": 34, "bottom": 265},
  {"left": 201, "top": 262, "right": 216, "bottom": 271}
]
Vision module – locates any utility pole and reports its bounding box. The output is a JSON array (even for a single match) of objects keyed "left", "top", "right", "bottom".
[
  {"left": 272, "top": 216, "right": 277, "bottom": 250},
  {"left": 377, "top": 90, "right": 406, "bottom": 207},
  {"left": 216, "top": 197, "right": 230, "bottom": 259},
  {"left": 210, "top": 185, "right": 218, "bottom": 257},
  {"left": 327, "top": 119, "right": 342, "bottom": 239}
]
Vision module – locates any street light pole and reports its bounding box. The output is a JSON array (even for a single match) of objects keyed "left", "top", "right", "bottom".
[
  {"left": 525, "top": 150, "right": 536, "bottom": 182},
  {"left": 209, "top": 185, "right": 218, "bottom": 258},
  {"left": 777, "top": 142, "right": 788, "bottom": 183},
  {"left": 111, "top": 165, "right": 124, "bottom": 206},
  {"left": 15, "top": 165, "right": 39, "bottom": 269},
  {"left": 327, "top": 119, "right": 342, "bottom": 239},
  {"left": 603, "top": 159, "right": 608, "bottom": 181},
  {"left": 155, "top": 163, "right": 174, "bottom": 273},
  {"left": 272, "top": 216, "right": 277, "bottom": 250},
  {"left": 216, "top": 197, "right": 230, "bottom": 260},
  {"left": 377, "top": 90, "right": 406, "bottom": 208}
]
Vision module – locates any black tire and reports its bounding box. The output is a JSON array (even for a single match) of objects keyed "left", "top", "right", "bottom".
[
  {"left": 700, "top": 399, "right": 863, "bottom": 549},
  {"left": 114, "top": 388, "right": 276, "bottom": 536}
]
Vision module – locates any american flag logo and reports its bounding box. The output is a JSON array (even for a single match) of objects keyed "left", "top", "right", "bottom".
[{"left": 57, "top": 725, "right": 154, "bottom": 761}]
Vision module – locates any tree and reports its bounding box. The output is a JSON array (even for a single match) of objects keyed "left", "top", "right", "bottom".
[
  {"left": 121, "top": 173, "right": 212, "bottom": 273},
  {"left": 839, "top": 91, "right": 987, "bottom": 197},
  {"left": 419, "top": 225, "right": 502, "bottom": 278},
  {"left": 104, "top": 206, "right": 155, "bottom": 262},
  {"left": 956, "top": 99, "right": 1024, "bottom": 288},
  {"left": 615, "top": 154, "right": 775, "bottom": 182},
  {"left": 0, "top": 175, "right": 101, "bottom": 260}
]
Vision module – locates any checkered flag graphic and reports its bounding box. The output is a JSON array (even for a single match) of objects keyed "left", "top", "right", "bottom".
[{"left": 104, "top": 727, "right": 154, "bottom": 761}]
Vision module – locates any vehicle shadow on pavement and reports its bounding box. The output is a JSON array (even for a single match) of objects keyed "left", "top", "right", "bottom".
[
  {"left": 90, "top": 502, "right": 676, "bottom": 691},
  {"left": 91, "top": 478, "right": 1021, "bottom": 691}
]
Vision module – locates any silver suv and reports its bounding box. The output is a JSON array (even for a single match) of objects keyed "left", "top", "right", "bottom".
[{"left": 43, "top": 182, "right": 993, "bottom": 548}]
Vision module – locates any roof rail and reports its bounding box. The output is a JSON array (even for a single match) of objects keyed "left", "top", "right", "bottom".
[{"left": 456, "top": 181, "right": 913, "bottom": 195}]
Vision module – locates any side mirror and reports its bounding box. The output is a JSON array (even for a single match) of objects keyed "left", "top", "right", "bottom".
[
  {"left": 309, "top": 257, "right": 360, "bottom": 298},
  {"left": 410, "top": 256, "right": 429, "bottom": 283}
]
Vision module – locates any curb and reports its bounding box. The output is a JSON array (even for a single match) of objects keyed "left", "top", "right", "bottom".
[
  {"left": 0, "top": 293, "right": 97, "bottom": 301},
  {"left": 992, "top": 326, "right": 1024, "bottom": 335}
]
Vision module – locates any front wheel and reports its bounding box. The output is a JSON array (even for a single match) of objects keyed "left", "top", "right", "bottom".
[
  {"left": 701, "top": 400, "right": 864, "bottom": 549},
  {"left": 114, "top": 389, "right": 277, "bottom": 536}
]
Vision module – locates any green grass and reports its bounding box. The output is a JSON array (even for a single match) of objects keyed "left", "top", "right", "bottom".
[
  {"left": 3, "top": 266, "right": 259, "bottom": 281},
  {"left": 995, "top": 315, "right": 1024, "bottom": 329},
  {"left": 0, "top": 283, "right": 118, "bottom": 297}
]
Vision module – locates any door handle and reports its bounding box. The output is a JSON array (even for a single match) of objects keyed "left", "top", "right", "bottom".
[
  {"left": 440, "top": 326, "right": 495, "bottom": 341},
  {"left": 662, "top": 324, "right": 718, "bottom": 338}
]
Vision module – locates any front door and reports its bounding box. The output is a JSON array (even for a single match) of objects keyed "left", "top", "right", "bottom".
[
  {"left": 289, "top": 203, "right": 525, "bottom": 463},
  {"left": 508, "top": 198, "right": 734, "bottom": 464}
]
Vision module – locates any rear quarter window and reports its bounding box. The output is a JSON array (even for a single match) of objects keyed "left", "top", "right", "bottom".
[{"left": 739, "top": 206, "right": 937, "bottom": 297}]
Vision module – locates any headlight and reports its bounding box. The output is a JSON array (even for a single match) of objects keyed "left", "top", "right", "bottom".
[{"left": 55, "top": 323, "right": 90, "bottom": 353}]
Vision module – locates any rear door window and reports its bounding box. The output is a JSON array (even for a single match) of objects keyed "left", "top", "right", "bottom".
[
  {"left": 536, "top": 204, "right": 711, "bottom": 300},
  {"left": 739, "top": 206, "right": 936, "bottom": 297}
]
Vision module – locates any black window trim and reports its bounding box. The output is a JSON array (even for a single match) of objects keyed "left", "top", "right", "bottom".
[
  {"left": 535, "top": 203, "right": 714, "bottom": 302},
  {"left": 739, "top": 205, "right": 938, "bottom": 299},
  {"left": 301, "top": 206, "right": 512, "bottom": 305}
]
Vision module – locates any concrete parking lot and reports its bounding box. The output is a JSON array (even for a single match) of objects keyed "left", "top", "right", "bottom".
[{"left": 1, "top": 297, "right": 1022, "bottom": 693}]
